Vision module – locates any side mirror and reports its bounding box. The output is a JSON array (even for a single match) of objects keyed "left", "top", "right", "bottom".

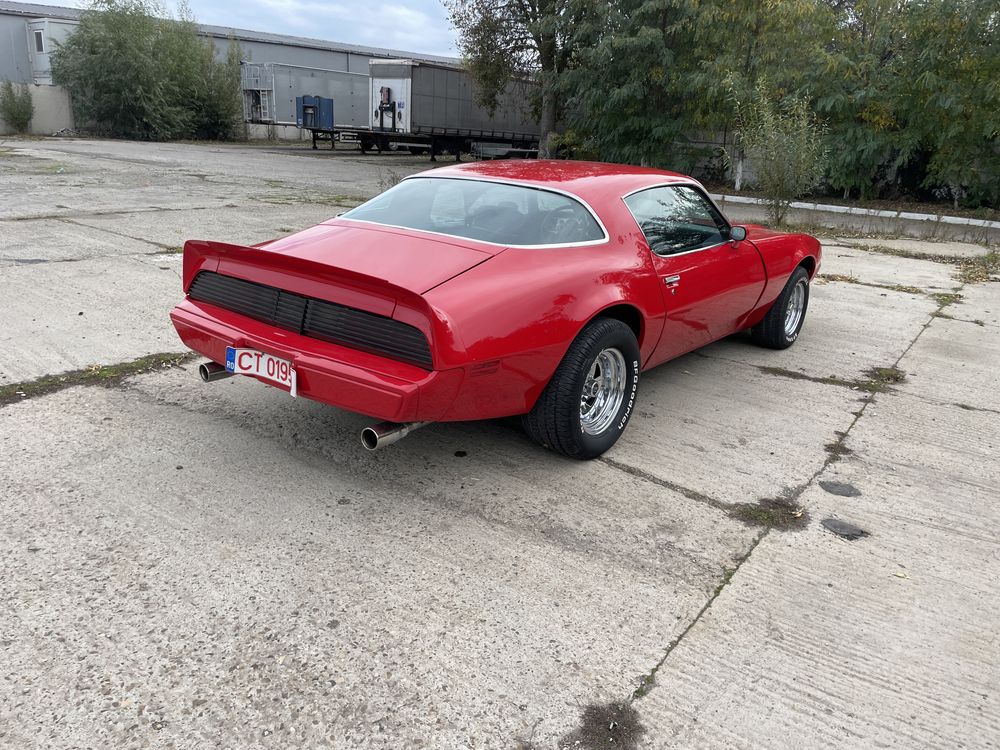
[{"left": 728, "top": 225, "right": 747, "bottom": 242}]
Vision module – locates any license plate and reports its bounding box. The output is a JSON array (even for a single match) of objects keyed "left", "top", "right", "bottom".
[{"left": 226, "top": 347, "right": 297, "bottom": 397}]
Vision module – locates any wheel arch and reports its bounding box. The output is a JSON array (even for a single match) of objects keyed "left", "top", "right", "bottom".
[
  {"left": 588, "top": 303, "right": 645, "bottom": 348},
  {"left": 797, "top": 254, "right": 818, "bottom": 279}
]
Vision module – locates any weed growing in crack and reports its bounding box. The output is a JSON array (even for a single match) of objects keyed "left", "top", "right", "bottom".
[
  {"left": 730, "top": 497, "right": 809, "bottom": 530},
  {"left": 0, "top": 352, "right": 195, "bottom": 407}
]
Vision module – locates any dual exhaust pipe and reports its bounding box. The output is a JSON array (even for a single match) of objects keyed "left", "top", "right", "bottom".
[{"left": 197, "top": 360, "right": 426, "bottom": 450}]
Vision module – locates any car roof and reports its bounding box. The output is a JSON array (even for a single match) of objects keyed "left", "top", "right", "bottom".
[{"left": 412, "top": 160, "right": 701, "bottom": 205}]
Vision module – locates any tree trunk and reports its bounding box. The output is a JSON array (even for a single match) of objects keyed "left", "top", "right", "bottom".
[
  {"left": 538, "top": 90, "right": 557, "bottom": 158},
  {"left": 734, "top": 154, "right": 745, "bottom": 192}
]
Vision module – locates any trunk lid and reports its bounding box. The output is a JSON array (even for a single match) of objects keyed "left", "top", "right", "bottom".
[{"left": 260, "top": 221, "right": 496, "bottom": 294}]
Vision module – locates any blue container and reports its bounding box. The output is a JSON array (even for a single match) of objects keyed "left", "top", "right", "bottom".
[{"left": 296, "top": 96, "right": 334, "bottom": 130}]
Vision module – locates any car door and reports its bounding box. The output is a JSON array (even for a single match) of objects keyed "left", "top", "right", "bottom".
[{"left": 623, "top": 185, "right": 766, "bottom": 365}]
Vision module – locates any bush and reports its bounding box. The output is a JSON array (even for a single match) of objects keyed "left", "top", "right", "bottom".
[
  {"left": 51, "top": 0, "right": 243, "bottom": 140},
  {"left": 736, "top": 84, "right": 827, "bottom": 225},
  {"left": 0, "top": 81, "right": 34, "bottom": 133}
]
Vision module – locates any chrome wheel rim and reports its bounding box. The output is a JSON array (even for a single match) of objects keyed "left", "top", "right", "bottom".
[
  {"left": 580, "top": 347, "right": 628, "bottom": 436},
  {"left": 784, "top": 281, "right": 807, "bottom": 337}
]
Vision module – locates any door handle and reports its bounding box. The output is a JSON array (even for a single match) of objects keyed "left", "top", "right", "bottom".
[{"left": 663, "top": 274, "right": 681, "bottom": 288}]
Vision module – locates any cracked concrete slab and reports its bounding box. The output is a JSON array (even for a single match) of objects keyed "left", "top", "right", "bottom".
[
  {"left": 0, "top": 376, "right": 756, "bottom": 749},
  {"left": 605, "top": 352, "right": 865, "bottom": 507},
  {"left": 894, "top": 313, "right": 1000, "bottom": 411},
  {"left": 68, "top": 203, "right": 350, "bottom": 250},
  {"left": 630, "top": 385, "right": 1000, "bottom": 748},
  {"left": 1, "top": 138, "right": 997, "bottom": 749},
  {"left": 819, "top": 243, "right": 958, "bottom": 291},
  {"left": 0, "top": 255, "right": 180, "bottom": 382},
  {"left": 949, "top": 281, "right": 1000, "bottom": 328},
  {"left": 838, "top": 237, "right": 993, "bottom": 259},
  {"left": 700, "top": 281, "right": 939, "bottom": 382},
  {"left": 0, "top": 217, "right": 161, "bottom": 264}
]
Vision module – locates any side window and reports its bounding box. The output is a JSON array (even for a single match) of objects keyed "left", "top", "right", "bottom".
[
  {"left": 34, "top": 30, "right": 45, "bottom": 53},
  {"left": 624, "top": 186, "right": 728, "bottom": 255}
]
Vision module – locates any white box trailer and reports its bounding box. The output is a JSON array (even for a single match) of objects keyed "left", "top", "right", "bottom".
[{"left": 368, "top": 59, "right": 539, "bottom": 151}]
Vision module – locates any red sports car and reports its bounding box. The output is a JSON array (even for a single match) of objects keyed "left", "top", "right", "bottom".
[{"left": 170, "top": 160, "right": 821, "bottom": 458}]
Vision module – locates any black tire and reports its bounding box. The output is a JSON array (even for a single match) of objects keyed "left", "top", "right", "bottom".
[
  {"left": 751, "top": 266, "right": 810, "bottom": 349},
  {"left": 522, "top": 318, "right": 641, "bottom": 459}
]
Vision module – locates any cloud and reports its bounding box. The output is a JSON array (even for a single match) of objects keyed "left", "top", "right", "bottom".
[{"left": 183, "top": 0, "right": 458, "bottom": 56}]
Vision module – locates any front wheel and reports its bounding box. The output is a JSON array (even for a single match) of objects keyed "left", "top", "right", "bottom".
[
  {"left": 522, "top": 318, "right": 641, "bottom": 459},
  {"left": 751, "top": 266, "right": 810, "bottom": 349}
]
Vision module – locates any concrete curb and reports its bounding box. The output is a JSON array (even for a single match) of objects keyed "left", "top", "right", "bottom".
[{"left": 711, "top": 193, "right": 1000, "bottom": 246}]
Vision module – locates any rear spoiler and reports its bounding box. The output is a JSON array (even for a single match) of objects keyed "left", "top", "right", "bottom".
[
  {"left": 180, "top": 240, "right": 464, "bottom": 362},
  {"left": 182, "top": 239, "right": 426, "bottom": 319}
]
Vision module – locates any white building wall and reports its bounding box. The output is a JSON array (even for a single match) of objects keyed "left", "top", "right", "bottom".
[{"left": 0, "top": 81, "right": 73, "bottom": 134}]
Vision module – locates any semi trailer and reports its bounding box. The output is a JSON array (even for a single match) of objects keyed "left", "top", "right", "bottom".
[
  {"left": 363, "top": 59, "right": 539, "bottom": 159},
  {"left": 243, "top": 59, "right": 540, "bottom": 159}
]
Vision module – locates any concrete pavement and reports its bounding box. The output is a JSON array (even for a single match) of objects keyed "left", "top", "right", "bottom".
[{"left": 1, "top": 138, "right": 998, "bottom": 749}]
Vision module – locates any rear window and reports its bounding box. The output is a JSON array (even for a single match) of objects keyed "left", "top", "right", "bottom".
[{"left": 341, "top": 177, "right": 606, "bottom": 247}]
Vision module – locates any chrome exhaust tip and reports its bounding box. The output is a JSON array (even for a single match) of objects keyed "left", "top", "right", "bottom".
[
  {"left": 361, "top": 421, "right": 428, "bottom": 451},
  {"left": 199, "top": 361, "right": 234, "bottom": 383}
]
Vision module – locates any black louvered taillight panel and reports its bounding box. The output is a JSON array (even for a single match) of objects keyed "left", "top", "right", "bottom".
[{"left": 187, "top": 271, "right": 432, "bottom": 369}]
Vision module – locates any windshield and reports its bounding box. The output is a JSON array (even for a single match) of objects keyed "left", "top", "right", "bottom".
[{"left": 340, "top": 177, "right": 606, "bottom": 247}]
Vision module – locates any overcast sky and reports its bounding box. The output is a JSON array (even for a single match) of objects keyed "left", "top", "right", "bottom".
[{"left": 61, "top": 0, "right": 460, "bottom": 56}]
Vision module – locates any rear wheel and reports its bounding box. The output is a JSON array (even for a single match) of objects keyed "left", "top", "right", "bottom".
[
  {"left": 751, "top": 266, "right": 810, "bottom": 349},
  {"left": 522, "top": 318, "right": 641, "bottom": 459}
]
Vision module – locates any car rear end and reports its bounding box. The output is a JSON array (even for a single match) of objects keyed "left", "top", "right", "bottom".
[{"left": 169, "top": 239, "right": 466, "bottom": 423}]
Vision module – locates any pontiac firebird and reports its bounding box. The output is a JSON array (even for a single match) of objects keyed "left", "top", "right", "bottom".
[{"left": 169, "top": 160, "right": 821, "bottom": 458}]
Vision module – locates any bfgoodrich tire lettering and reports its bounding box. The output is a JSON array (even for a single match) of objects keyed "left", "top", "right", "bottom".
[
  {"left": 751, "top": 266, "right": 810, "bottom": 350},
  {"left": 522, "top": 318, "right": 641, "bottom": 459}
]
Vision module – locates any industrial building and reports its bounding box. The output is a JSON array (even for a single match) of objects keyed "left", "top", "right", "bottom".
[{"left": 0, "top": 0, "right": 459, "bottom": 135}]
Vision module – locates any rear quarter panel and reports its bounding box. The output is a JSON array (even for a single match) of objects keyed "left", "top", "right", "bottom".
[{"left": 426, "top": 228, "right": 664, "bottom": 420}]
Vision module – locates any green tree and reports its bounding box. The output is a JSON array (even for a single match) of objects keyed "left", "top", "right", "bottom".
[
  {"left": 814, "top": 0, "right": 913, "bottom": 199},
  {"left": 51, "top": 0, "right": 243, "bottom": 140},
  {"left": 447, "top": 0, "right": 599, "bottom": 157},
  {"left": 895, "top": 0, "right": 999, "bottom": 207},
  {"left": 565, "top": 0, "right": 832, "bottom": 175},
  {"left": 567, "top": 0, "right": 700, "bottom": 168},
  {"left": 736, "top": 82, "right": 828, "bottom": 225},
  {"left": 0, "top": 81, "right": 34, "bottom": 133}
]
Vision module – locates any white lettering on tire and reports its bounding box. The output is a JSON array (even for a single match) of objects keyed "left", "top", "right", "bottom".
[{"left": 617, "top": 360, "right": 640, "bottom": 431}]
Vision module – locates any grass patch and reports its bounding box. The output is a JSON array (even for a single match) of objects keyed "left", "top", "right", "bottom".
[
  {"left": 932, "top": 311, "right": 985, "bottom": 325},
  {"left": 958, "top": 250, "right": 1000, "bottom": 283},
  {"left": 931, "top": 291, "right": 963, "bottom": 308},
  {"left": 0, "top": 352, "right": 195, "bottom": 407},
  {"left": 730, "top": 497, "right": 808, "bottom": 530},
  {"left": 857, "top": 244, "right": 999, "bottom": 286},
  {"left": 779, "top": 222, "right": 908, "bottom": 242},
  {"left": 855, "top": 243, "right": 958, "bottom": 265},
  {"left": 818, "top": 272, "right": 925, "bottom": 296},
  {"left": 860, "top": 366, "right": 906, "bottom": 392},
  {"left": 758, "top": 364, "right": 905, "bottom": 393},
  {"left": 819, "top": 272, "right": 860, "bottom": 284}
]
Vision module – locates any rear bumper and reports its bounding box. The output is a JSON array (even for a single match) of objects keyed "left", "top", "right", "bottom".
[{"left": 170, "top": 299, "right": 464, "bottom": 423}]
